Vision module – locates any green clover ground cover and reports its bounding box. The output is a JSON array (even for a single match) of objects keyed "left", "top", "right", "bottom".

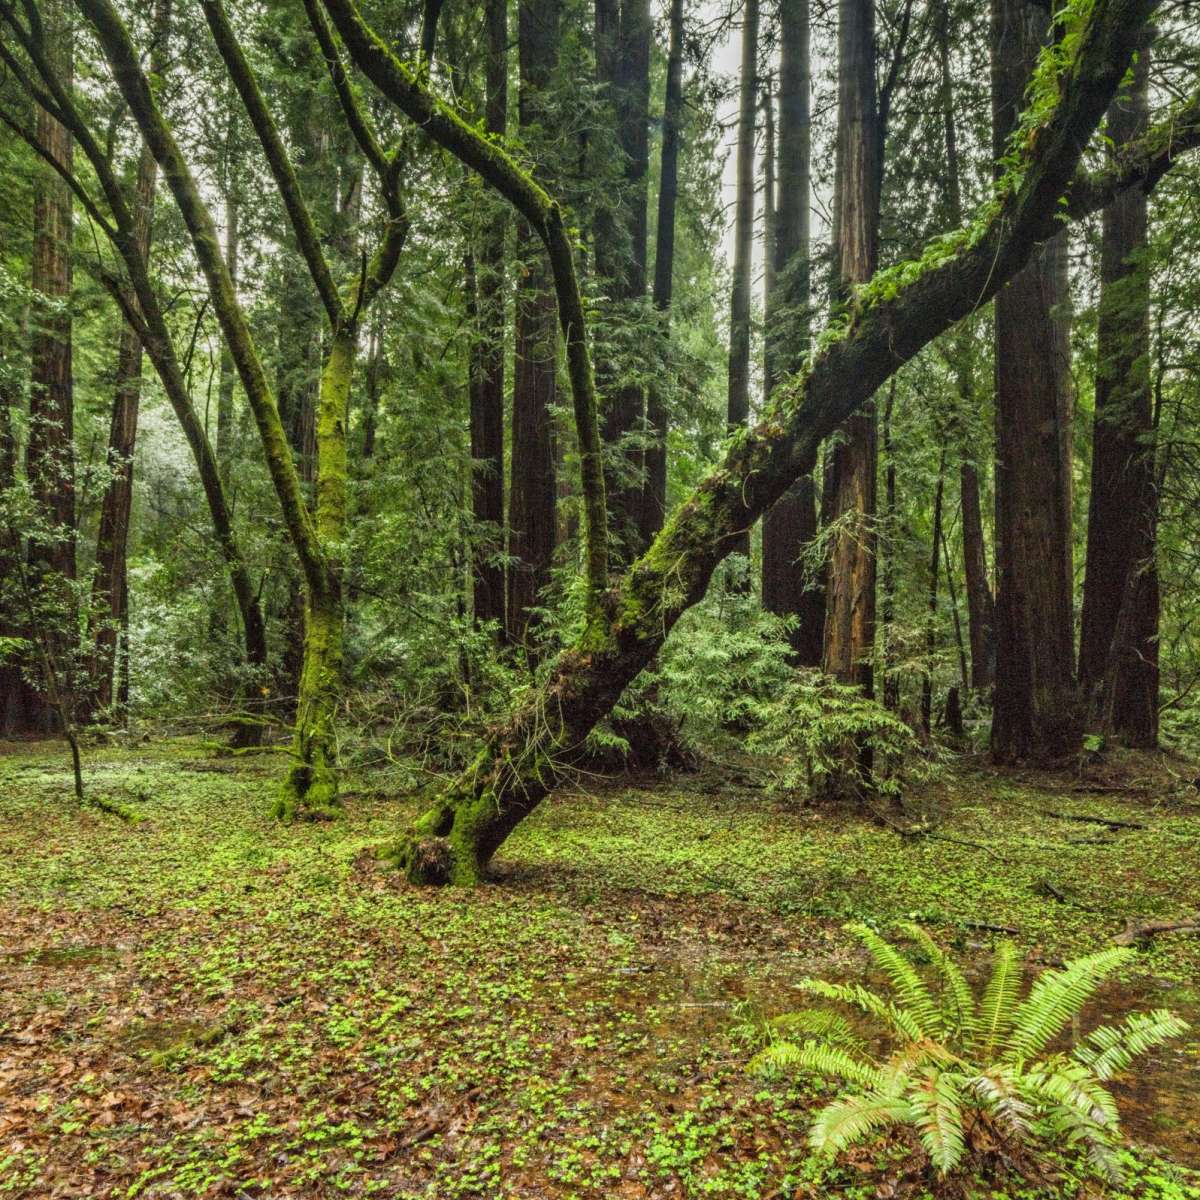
[{"left": 1, "top": 740, "right": 1198, "bottom": 1198}]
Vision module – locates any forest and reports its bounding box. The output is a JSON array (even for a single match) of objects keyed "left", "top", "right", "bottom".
[{"left": 2, "top": 0, "right": 1200, "bottom": 1195}]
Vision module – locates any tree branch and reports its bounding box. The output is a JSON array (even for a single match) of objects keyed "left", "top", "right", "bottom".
[
  {"left": 319, "top": 0, "right": 610, "bottom": 626},
  {"left": 199, "top": 0, "right": 343, "bottom": 328}
]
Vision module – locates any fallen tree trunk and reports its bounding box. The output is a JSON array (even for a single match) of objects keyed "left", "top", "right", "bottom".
[{"left": 320, "top": 0, "right": 1196, "bottom": 884}]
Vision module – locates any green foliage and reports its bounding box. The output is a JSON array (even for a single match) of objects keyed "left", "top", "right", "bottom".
[
  {"left": 748, "top": 924, "right": 1189, "bottom": 1181},
  {"left": 747, "top": 670, "right": 944, "bottom": 801}
]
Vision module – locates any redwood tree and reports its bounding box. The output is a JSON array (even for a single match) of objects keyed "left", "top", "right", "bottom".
[
  {"left": 761, "top": 0, "right": 822, "bottom": 664},
  {"left": 822, "top": 0, "right": 881, "bottom": 691},
  {"left": 990, "top": 0, "right": 1081, "bottom": 763},
  {"left": 1079, "top": 33, "right": 1158, "bottom": 745},
  {"left": 507, "top": 0, "right": 562, "bottom": 650}
]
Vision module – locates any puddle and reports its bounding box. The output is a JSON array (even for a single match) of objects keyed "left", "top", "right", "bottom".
[
  {"left": 575, "top": 949, "right": 1200, "bottom": 1168},
  {"left": 1, "top": 943, "right": 127, "bottom": 968}
]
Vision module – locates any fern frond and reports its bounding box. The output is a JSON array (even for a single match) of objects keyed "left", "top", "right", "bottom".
[
  {"left": 770, "top": 1007, "right": 865, "bottom": 1053},
  {"left": 907, "top": 1068, "right": 968, "bottom": 1173},
  {"left": 1021, "top": 1060, "right": 1121, "bottom": 1130},
  {"left": 1004, "top": 948, "right": 1133, "bottom": 1063},
  {"left": 749, "top": 1038, "right": 890, "bottom": 1090},
  {"left": 976, "top": 941, "right": 1021, "bottom": 1057},
  {"left": 798, "top": 978, "right": 925, "bottom": 1044},
  {"left": 846, "top": 923, "right": 941, "bottom": 1036},
  {"left": 1073, "top": 1009, "right": 1189, "bottom": 1081},
  {"left": 965, "top": 1069, "right": 1033, "bottom": 1139},
  {"left": 900, "top": 922, "right": 976, "bottom": 1038},
  {"left": 809, "top": 1091, "right": 913, "bottom": 1158}
]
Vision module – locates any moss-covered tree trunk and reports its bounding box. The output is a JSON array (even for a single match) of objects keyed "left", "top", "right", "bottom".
[
  {"left": 276, "top": 328, "right": 353, "bottom": 819},
  {"left": 314, "top": 0, "right": 1170, "bottom": 883}
]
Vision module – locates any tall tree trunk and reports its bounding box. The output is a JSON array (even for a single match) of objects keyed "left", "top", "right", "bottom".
[
  {"left": 90, "top": 0, "right": 170, "bottom": 717},
  {"left": 595, "top": 0, "right": 652, "bottom": 560},
  {"left": 0, "top": 370, "right": 24, "bottom": 734},
  {"left": 879, "top": 379, "right": 899, "bottom": 710},
  {"left": 761, "top": 0, "right": 822, "bottom": 663},
  {"left": 935, "top": 0, "right": 995, "bottom": 690},
  {"left": 1079, "top": 33, "right": 1157, "bottom": 745},
  {"left": 725, "top": 0, "right": 758, "bottom": 569},
  {"left": 507, "top": 0, "right": 561, "bottom": 651},
  {"left": 216, "top": 147, "right": 239, "bottom": 488},
  {"left": 21, "top": 0, "right": 75, "bottom": 733},
  {"left": 822, "top": 0, "right": 880, "bottom": 691},
  {"left": 640, "top": 0, "right": 684, "bottom": 546},
  {"left": 990, "top": 0, "right": 1081, "bottom": 763},
  {"left": 468, "top": 0, "right": 508, "bottom": 632},
  {"left": 922, "top": 448, "right": 946, "bottom": 734}
]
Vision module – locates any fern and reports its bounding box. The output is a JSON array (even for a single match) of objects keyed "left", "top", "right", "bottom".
[
  {"left": 769, "top": 1008, "right": 864, "bottom": 1053},
  {"left": 908, "top": 1067, "right": 967, "bottom": 1172},
  {"left": 749, "top": 1038, "right": 890, "bottom": 1091},
  {"left": 847, "top": 922, "right": 942, "bottom": 1037},
  {"left": 743, "top": 929, "right": 1188, "bottom": 1183},
  {"left": 975, "top": 940, "right": 1021, "bottom": 1057},
  {"left": 900, "top": 921, "right": 976, "bottom": 1037},
  {"left": 810, "top": 1092, "right": 913, "bottom": 1158},
  {"left": 1004, "top": 948, "right": 1133, "bottom": 1063},
  {"left": 1073, "top": 1009, "right": 1189, "bottom": 1080},
  {"left": 797, "top": 978, "right": 925, "bottom": 1043}
]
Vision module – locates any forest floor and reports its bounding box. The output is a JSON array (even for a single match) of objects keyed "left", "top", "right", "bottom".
[{"left": 1, "top": 738, "right": 1199, "bottom": 1200}]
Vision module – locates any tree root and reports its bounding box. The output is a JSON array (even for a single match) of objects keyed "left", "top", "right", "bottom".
[{"left": 1114, "top": 914, "right": 1200, "bottom": 946}]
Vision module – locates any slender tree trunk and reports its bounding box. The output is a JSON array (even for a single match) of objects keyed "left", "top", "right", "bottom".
[
  {"left": 725, "top": 0, "right": 758, "bottom": 569},
  {"left": 468, "top": 0, "right": 508, "bottom": 632},
  {"left": 990, "top": 0, "right": 1081, "bottom": 763},
  {"left": 880, "top": 379, "right": 899, "bottom": 710},
  {"left": 507, "top": 0, "right": 561, "bottom": 651},
  {"left": 595, "top": 0, "right": 651, "bottom": 560},
  {"left": 0, "top": 373, "right": 23, "bottom": 734},
  {"left": 922, "top": 449, "right": 946, "bottom": 734},
  {"left": 761, "top": 0, "right": 822, "bottom": 663},
  {"left": 1079, "top": 33, "right": 1157, "bottom": 745},
  {"left": 216, "top": 159, "right": 239, "bottom": 488},
  {"left": 640, "top": 0, "right": 684, "bottom": 546},
  {"left": 277, "top": 326, "right": 354, "bottom": 818},
  {"left": 90, "top": 0, "right": 170, "bottom": 717},
  {"left": 823, "top": 0, "right": 880, "bottom": 691},
  {"left": 935, "top": 0, "right": 995, "bottom": 690}
]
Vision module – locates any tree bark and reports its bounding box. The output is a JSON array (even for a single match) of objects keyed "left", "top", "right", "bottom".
[
  {"left": 935, "top": 0, "right": 995, "bottom": 691},
  {"left": 27, "top": 0, "right": 74, "bottom": 590},
  {"left": 90, "top": 0, "right": 170, "bottom": 717},
  {"left": 724, "top": 0, "right": 758, "bottom": 571},
  {"left": 823, "top": 0, "right": 880, "bottom": 691},
  {"left": 467, "top": 0, "right": 507, "bottom": 633},
  {"left": 761, "top": 0, "right": 822, "bottom": 664},
  {"left": 1079, "top": 32, "right": 1157, "bottom": 745},
  {"left": 507, "top": 0, "right": 561, "bottom": 651},
  {"left": 595, "top": 0, "right": 652, "bottom": 560},
  {"left": 640, "top": 0, "right": 684, "bottom": 547},
  {"left": 990, "top": 0, "right": 1081, "bottom": 763}
]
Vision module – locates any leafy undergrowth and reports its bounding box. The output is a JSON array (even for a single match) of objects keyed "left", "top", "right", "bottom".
[{"left": 1, "top": 739, "right": 1198, "bottom": 1199}]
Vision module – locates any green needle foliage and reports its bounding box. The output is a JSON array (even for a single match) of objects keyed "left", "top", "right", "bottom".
[{"left": 748, "top": 923, "right": 1189, "bottom": 1181}]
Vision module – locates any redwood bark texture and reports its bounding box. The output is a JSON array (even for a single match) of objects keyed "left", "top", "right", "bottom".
[
  {"left": 823, "top": 0, "right": 880, "bottom": 690},
  {"left": 507, "top": 0, "right": 561, "bottom": 650},
  {"left": 468, "top": 0, "right": 508, "bottom": 632},
  {"left": 595, "top": 0, "right": 651, "bottom": 560},
  {"left": 640, "top": 0, "right": 684, "bottom": 546},
  {"left": 1079, "top": 35, "right": 1158, "bottom": 745},
  {"left": 724, "top": 0, "right": 758, "bottom": 567},
  {"left": 761, "top": 0, "right": 822, "bottom": 664},
  {"left": 990, "top": 0, "right": 1080, "bottom": 763}
]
